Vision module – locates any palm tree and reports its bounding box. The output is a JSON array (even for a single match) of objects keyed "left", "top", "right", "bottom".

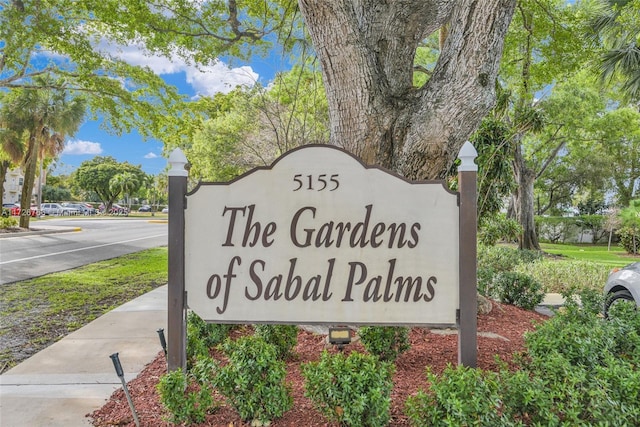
[
  {"left": 587, "top": 0, "right": 640, "bottom": 100},
  {"left": 0, "top": 76, "right": 86, "bottom": 228},
  {"left": 109, "top": 172, "right": 140, "bottom": 211},
  {"left": 0, "top": 91, "right": 27, "bottom": 197}
]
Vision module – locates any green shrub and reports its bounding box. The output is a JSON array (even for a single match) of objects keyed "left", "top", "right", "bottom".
[
  {"left": 477, "top": 245, "right": 542, "bottom": 299},
  {"left": 254, "top": 324, "right": 298, "bottom": 360},
  {"left": 188, "top": 311, "right": 235, "bottom": 347},
  {"left": 591, "top": 355, "right": 640, "bottom": 422},
  {"left": 499, "top": 368, "right": 560, "bottom": 425},
  {"left": 478, "top": 245, "right": 520, "bottom": 272},
  {"left": 617, "top": 226, "right": 639, "bottom": 254},
  {"left": 405, "top": 365, "right": 505, "bottom": 426},
  {"left": 514, "top": 259, "right": 610, "bottom": 293},
  {"left": 302, "top": 351, "right": 394, "bottom": 427},
  {"left": 617, "top": 200, "right": 640, "bottom": 254},
  {"left": 577, "top": 215, "right": 608, "bottom": 243},
  {"left": 516, "top": 248, "right": 545, "bottom": 264},
  {"left": 536, "top": 216, "right": 579, "bottom": 243},
  {"left": 478, "top": 245, "right": 542, "bottom": 273},
  {"left": 478, "top": 214, "right": 521, "bottom": 246},
  {"left": 186, "top": 311, "right": 236, "bottom": 368},
  {"left": 358, "top": 326, "right": 410, "bottom": 362},
  {"left": 405, "top": 292, "right": 640, "bottom": 426},
  {"left": 537, "top": 215, "right": 609, "bottom": 244},
  {"left": 477, "top": 266, "right": 497, "bottom": 297},
  {"left": 492, "top": 271, "right": 544, "bottom": 310},
  {"left": 605, "top": 303, "right": 640, "bottom": 366},
  {"left": 214, "top": 336, "right": 292, "bottom": 424},
  {"left": 514, "top": 351, "right": 640, "bottom": 425},
  {"left": 524, "top": 289, "right": 625, "bottom": 367},
  {"left": 526, "top": 312, "right": 614, "bottom": 369},
  {"left": 186, "top": 312, "right": 210, "bottom": 368},
  {"left": 157, "top": 363, "right": 217, "bottom": 424},
  {"left": 203, "top": 323, "right": 236, "bottom": 347},
  {"left": 519, "top": 296, "right": 640, "bottom": 424},
  {"left": 0, "top": 216, "right": 18, "bottom": 229}
]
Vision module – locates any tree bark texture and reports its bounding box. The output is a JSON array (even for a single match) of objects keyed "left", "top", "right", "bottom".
[
  {"left": 513, "top": 144, "right": 540, "bottom": 250},
  {"left": 298, "top": 0, "right": 516, "bottom": 179},
  {"left": 0, "top": 161, "right": 9, "bottom": 197},
  {"left": 19, "top": 135, "right": 38, "bottom": 229}
]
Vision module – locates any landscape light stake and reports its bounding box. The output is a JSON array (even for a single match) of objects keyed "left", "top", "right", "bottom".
[
  {"left": 157, "top": 328, "right": 167, "bottom": 358},
  {"left": 156, "top": 328, "right": 167, "bottom": 357},
  {"left": 109, "top": 353, "right": 140, "bottom": 427}
]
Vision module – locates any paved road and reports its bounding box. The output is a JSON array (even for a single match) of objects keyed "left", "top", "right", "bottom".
[{"left": 0, "top": 217, "right": 167, "bottom": 284}]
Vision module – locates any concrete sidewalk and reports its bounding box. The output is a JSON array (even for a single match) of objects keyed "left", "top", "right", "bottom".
[{"left": 0, "top": 286, "right": 167, "bottom": 426}]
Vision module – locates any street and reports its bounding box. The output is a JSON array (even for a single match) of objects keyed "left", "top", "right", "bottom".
[{"left": 0, "top": 218, "right": 167, "bottom": 284}]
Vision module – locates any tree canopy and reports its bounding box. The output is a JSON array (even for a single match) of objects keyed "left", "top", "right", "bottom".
[
  {"left": 184, "top": 65, "right": 328, "bottom": 181},
  {"left": 74, "top": 156, "right": 145, "bottom": 210},
  {"left": 109, "top": 171, "right": 141, "bottom": 209},
  {"left": 585, "top": 0, "right": 640, "bottom": 101},
  {"left": 490, "top": 0, "right": 599, "bottom": 249},
  {"left": 0, "top": 0, "right": 186, "bottom": 140},
  {"left": 7, "top": 0, "right": 514, "bottom": 180}
]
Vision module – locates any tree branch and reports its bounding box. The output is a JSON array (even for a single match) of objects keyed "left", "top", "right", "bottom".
[
  {"left": 0, "top": 66, "right": 56, "bottom": 87},
  {"left": 536, "top": 135, "right": 565, "bottom": 180}
]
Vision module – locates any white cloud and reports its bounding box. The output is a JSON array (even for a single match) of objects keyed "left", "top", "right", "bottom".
[
  {"left": 63, "top": 140, "right": 103, "bottom": 155},
  {"left": 186, "top": 60, "right": 258, "bottom": 96},
  {"left": 144, "top": 152, "right": 159, "bottom": 159},
  {"left": 99, "top": 41, "right": 186, "bottom": 74},
  {"left": 38, "top": 22, "right": 262, "bottom": 97},
  {"left": 95, "top": 40, "right": 258, "bottom": 96}
]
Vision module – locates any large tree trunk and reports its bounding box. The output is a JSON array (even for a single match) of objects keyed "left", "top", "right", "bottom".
[
  {"left": 298, "top": 0, "right": 516, "bottom": 179},
  {"left": 19, "top": 136, "right": 38, "bottom": 229},
  {"left": 513, "top": 145, "right": 540, "bottom": 250},
  {"left": 0, "top": 160, "right": 9, "bottom": 200}
]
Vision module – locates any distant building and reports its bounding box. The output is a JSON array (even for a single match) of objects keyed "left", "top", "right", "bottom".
[{"left": 2, "top": 167, "right": 42, "bottom": 205}]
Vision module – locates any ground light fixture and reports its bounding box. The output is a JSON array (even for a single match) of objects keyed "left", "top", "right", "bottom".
[
  {"left": 328, "top": 327, "right": 351, "bottom": 350},
  {"left": 157, "top": 328, "right": 167, "bottom": 357},
  {"left": 110, "top": 353, "right": 140, "bottom": 427}
]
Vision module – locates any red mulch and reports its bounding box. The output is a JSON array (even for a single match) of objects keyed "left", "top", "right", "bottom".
[{"left": 88, "top": 301, "right": 548, "bottom": 426}]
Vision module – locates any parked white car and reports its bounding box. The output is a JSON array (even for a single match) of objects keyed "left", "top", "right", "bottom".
[
  {"left": 62, "top": 202, "right": 97, "bottom": 215},
  {"left": 41, "top": 203, "right": 80, "bottom": 216},
  {"left": 604, "top": 262, "right": 640, "bottom": 318}
]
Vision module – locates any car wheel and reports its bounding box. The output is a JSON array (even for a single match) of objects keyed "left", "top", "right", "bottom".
[
  {"left": 604, "top": 290, "right": 636, "bottom": 319},
  {"left": 62, "top": 211, "right": 69, "bottom": 216}
]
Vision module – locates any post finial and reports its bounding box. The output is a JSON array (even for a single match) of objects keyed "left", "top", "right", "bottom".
[
  {"left": 168, "top": 148, "right": 188, "bottom": 177},
  {"left": 458, "top": 141, "right": 478, "bottom": 172}
]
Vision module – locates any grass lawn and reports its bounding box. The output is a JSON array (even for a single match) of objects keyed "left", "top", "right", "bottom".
[
  {"left": 0, "top": 247, "right": 168, "bottom": 371},
  {"left": 540, "top": 242, "right": 635, "bottom": 267}
]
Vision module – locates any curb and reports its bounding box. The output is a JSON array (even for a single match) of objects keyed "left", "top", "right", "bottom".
[
  {"left": 1, "top": 218, "right": 165, "bottom": 238},
  {"left": 0, "top": 227, "right": 82, "bottom": 239}
]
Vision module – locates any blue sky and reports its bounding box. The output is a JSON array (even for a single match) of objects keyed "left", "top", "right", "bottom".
[{"left": 55, "top": 45, "right": 285, "bottom": 177}]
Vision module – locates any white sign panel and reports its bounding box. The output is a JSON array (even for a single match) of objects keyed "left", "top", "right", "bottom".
[{"left": 185, "top": 145, "right": 459, "bottom": 325}]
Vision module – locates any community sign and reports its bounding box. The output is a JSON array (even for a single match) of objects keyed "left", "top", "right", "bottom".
[{"left": 184, "top": 145, "right": 460, "bottom": 326}]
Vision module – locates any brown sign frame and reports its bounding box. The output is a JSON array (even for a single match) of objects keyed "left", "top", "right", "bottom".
[{"left": 167, "top": 143, "right": 478, "bottom": 371}]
